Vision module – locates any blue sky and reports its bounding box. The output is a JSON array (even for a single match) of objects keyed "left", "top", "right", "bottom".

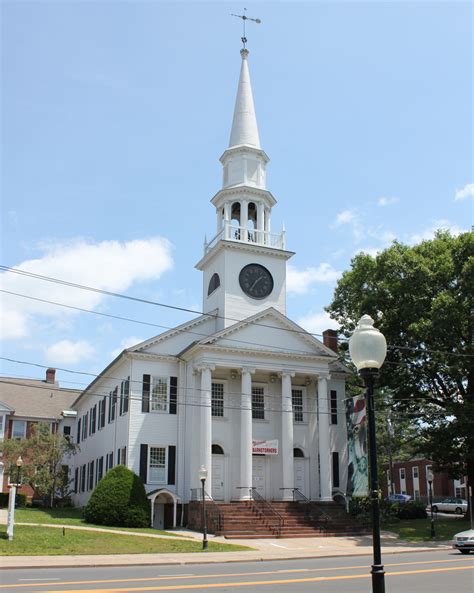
[{"left": 1, "top": 1, "right": 472, "bottom": 389}]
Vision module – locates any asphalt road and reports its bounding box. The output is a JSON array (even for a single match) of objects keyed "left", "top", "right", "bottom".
[{"left": 0, "top": 550, "right": 473, "bottom": 593}]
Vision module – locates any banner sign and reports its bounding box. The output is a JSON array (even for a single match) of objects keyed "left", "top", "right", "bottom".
[
  {"left": 252, "top": 439, "right": 279, "bottom": 455},
  {"left": 346, "top": 394, "right": 368, "bottom": 497}
]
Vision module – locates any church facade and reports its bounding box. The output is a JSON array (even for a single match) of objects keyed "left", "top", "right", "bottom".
[{"left": 70, "top": 48, "right": 350, "bottom": 528}]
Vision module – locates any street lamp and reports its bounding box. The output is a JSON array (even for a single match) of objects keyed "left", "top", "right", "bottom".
[
  {"left": 349, "top": 314, "right": 387, "bottom": 593},
  {"left": 427, "top": 468, "right": 435, "bottom": 538},
  {"left": 198, "top": 465, "right": 208, "bottom": 550},
  {"left": 6, "top": 456, "right": 24, "bottom": 541}
]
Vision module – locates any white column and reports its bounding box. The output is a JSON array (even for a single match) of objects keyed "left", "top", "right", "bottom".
[
  {"left": 318, "top": 374, "right": 332, "bottom": 501},
  {"left": 239, "top": 367, "right": 254, "bottom": 500},
  {"left": 241, "top": 200, "right": 248, "bottom": 242},
  {"left": 224, "top": 203, "right": 231, "bottom": 239},
  {"left": 281, "top": 371, "right": 295, "bottom": 500},
  {"left": 199, "top": 365, "right": 214, "bottom": 497},
  {"left": 257, "top": 202, "right": 264, "bottom": 244}
]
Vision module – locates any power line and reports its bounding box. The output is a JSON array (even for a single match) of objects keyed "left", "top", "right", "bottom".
[{"left": 2, "top": 265, "right": 472, "bottom": 359}]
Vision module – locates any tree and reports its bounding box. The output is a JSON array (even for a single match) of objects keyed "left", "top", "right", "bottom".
[
  {"left": 84, "top": 465, "right": 149, "bottom": 528},
  {"left": 327, "top": 231, "right": 474, "bottom": 497},
  {"left": 0, "top": 422, "right": 77, "bottom": 507}
]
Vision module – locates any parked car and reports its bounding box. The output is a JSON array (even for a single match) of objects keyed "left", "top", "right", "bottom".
[
  {"left": 452, "top": 528, "right": 474, "bottom": 554},
  {"left": 386, "top": 493, "right": 412, "bottom": 504},
  {"left": 432, "top": 498, "right": 467, "bottom": 515}
]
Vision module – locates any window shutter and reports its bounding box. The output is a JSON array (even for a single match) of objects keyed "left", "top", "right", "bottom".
[
  {"left": 167, "top": 445, "right": 176, "bottom": 485},
  {"left": 169, "top": 376, "right": 177, "bottom": 414},
  {"left": 142, "top": 374, "right": 151, "bottom": 413},
  {"left": 77, "top": 418, "right": 81, "bottom": 444},
  {"left": 140, "top": 444, "right": 148, "bottom": 483}
]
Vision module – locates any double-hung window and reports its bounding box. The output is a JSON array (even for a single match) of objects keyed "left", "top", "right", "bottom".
[
  {"left": 149, "top": 447, "right": 166, "bottom": 483},
  {"left": 151, "top": 377, "right": 168, "bottom": 412},
  {"left": 292, "top": 388, "right": 304, "bottom": 423},
  {"left": 330, "top": 390, "right": 338, "bottom": 425},
  {"left": 12, "top": 420, "right": 27, "bottom": 439},
  {"left": 211, "top": 382, "right": 224, "bottom": 417},
  {"left": 252, "top": 386, "right": 265, "bottom": 420}
]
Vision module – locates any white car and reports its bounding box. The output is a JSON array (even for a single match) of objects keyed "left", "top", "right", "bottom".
[
  {"left": 452, "top": 528, "right": 474, "bottom": 554},
  {"left": 432, "top": 498, "right": 468, "bottom": 515}
]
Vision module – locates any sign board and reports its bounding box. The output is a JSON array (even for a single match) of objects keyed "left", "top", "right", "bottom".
[{"left": 252, "top": 439, "right": 278, "bottom": 455}]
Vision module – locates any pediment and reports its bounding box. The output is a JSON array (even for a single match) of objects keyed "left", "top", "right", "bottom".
[{"left": 196, "top": 307, "right": 337, "bottom": 359}]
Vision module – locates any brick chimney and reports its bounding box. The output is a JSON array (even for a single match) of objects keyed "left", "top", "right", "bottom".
[
  {"left": 45, "top": 368, "right": 56, "bottom": 383},
  {"left": 322, "top": 329, "right": 338, "bottom": 353}
]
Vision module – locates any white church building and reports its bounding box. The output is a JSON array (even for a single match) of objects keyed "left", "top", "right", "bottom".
[{"left": 71, "top": 47, "right": 351, "bottom": 530}]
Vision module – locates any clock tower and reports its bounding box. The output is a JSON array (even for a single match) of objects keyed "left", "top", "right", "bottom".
[{"left": 196, "top": 48, "right": 294, "bottom": 331}]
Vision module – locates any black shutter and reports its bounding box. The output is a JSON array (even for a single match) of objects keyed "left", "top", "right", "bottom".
[
  {"left": 332, "top": 451, "right": 340, "bottom": 488},
  {"left": 142, "top": 374, "right": 150, "bottom": 413},
  {"left": 169, "top": 376, "right": 177, "bottom": 414},
  {"left": 74, "top": 468, "right": 78, "bottom": 493},
  {"left": 140, "top": 444, "right": 148, "bottom": 483},
  {"left": 168, "top": 445, "right": 176, "bottom": 485},
  {"left": 76, "top": 418, "right": 81, "bottom": 444}
]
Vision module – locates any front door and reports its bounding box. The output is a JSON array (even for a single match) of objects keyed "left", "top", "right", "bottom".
[
  {"left": 294, "top": 458, "right": 308, "bottom": 498},
  {"left": 212, "top": 455, "right": 225, "bottom": 500},
  {"left": 252, "top": 456, "right": 266, "bottom": 497},
  {"left": 153, "top": 503, "right": 164, "bottom": 529}
]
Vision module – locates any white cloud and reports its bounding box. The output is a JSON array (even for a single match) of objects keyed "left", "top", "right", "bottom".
[
  {"left": 287, "top": 263, "right": 341, "bottom": 295},
  {"left": 45, "top": 339, "right": 95, "bottom": 365},
  {"left": 333, "top": 209, "right": 356, "bottom": 226},
  {"left": 409, "top": 219, "right": 466, "bottom": 244},
  {"left": 454, "top": 183, "right": 474, "bottom": 201},
  {"left": 377, "top": 196, "right": 398, "bottom": 207},
  {"left": 111, "top": 336, "right": 145, "bottom": 358},
  {"left": 296, "top": 311, "right": 339, "bottom": 336},
  {"left": 0, "top": 237, "right": 173, "bottom": 341}
]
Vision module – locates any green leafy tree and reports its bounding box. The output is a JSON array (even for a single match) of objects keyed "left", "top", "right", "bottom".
[
  {"left": 0, "top": 422, "right": 77, "bottom": 507},
  {"left": 84, "top": 465, "right": 149, "bottom": 527},
  {"left": 327, "top": 231, "right": 474, "bottom": 499}
]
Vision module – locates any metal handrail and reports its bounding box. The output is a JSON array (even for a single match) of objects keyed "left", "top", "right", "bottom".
[
  {"left": 250, "top": 487, "right": 283, "bottom": 536},
  {"left": 189, "top": 488, "right": 224, "bottom": 533}
]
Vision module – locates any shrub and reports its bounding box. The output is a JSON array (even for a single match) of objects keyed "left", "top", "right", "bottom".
[
  {"left": 396, "top": 501, "right": 427, "bottom": 520},
  {"left": 0, "top": 492, "right": 27, "bottom": 508},
  {"left": 83, "top": 465, "right": 150, "bottom": 528}
]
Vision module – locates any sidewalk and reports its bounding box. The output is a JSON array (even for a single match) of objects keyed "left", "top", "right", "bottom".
[{"left": 0, "top": 511, "right": 452, "bottom": 569}]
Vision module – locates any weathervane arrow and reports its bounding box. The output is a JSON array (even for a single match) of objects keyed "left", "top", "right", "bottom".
[{"left": 231, "top": 8, "right": 261, "bottom": 49}]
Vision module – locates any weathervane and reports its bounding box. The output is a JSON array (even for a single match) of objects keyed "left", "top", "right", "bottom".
[{"left": 231, "top": 8, "right": 261, "bottom": 49}]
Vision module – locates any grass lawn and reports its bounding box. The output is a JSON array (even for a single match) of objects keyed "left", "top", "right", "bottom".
[
  {"left": 13, "top": 507, "right": 181, "bottom": 536},
  {"left": 0, "top": 525, "right": 253, "bottom": 555},
  {"left": 384, "top": 517, "right": 471, "bottom": 542}
]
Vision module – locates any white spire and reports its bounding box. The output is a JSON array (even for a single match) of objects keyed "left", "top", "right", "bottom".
[{"left": 228, "top": 49, "right": 261, "bottom": 149}]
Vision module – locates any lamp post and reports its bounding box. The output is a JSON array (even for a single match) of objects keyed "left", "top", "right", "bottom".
[
  {"left": 198, "top": 465, "right": 208, "bottom": 550},
  {"left": 6, "top": 456, "right": 24, "bottom": 541},
  {"left": 349, "top": 315, "right": 387, "bottom": 593},
  {"left": 427, "top": 468, "right": 435, "bottom": 538}
]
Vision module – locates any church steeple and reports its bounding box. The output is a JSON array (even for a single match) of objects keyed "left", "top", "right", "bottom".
[{"left": 228, "top": 49, "right": 261, "bottom": 149}]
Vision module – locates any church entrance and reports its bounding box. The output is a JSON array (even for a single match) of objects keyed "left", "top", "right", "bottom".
[
  {"left": 293, "top": 448, "right": 309, "bottom": 498},
  {"left": 211, "top": 444, "right": 225, "bottom": 500},
  {"left": 252, "top": 455, "right": 267, "bottom": 498}
]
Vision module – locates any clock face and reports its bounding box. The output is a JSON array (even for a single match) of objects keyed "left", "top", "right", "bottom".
[{"left": 239, "top": 264, "right": 274, "bottom": 300}]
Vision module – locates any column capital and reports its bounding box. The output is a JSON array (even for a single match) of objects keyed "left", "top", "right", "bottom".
[
  {"left": 317, "top": 373, "right": 331, "bottom": 382},
  {"left": 193, "top": 364, "right": 216, "bottom": 375},
  {"left": 279, "top": 370, "right": 296, "bottom": 379},
  {"left": 240, "top": 367, "right": 256, "bottom": 376}
]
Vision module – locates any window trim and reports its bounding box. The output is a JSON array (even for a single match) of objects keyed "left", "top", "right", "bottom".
[
  {"left": 148, "top": 445, "right": 168, "bottom": 484},
  {"left": 291, "top": 387, "right": 306, "bottom": 423},
  {"left": 11, "top": 419, "right": 27, "bottom": 440},
  {"left": 211, "top": 381, "right": 226, "bottom": 418},
  {"left": 251, "top": 383, "right": 266, "bottom": 421},
  {"left": 150, "top": 376, "right": 169, "bottom": 413}
]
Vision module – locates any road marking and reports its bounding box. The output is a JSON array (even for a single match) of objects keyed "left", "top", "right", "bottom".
[
  {"left": 37, "top": 565, "right": 474, "bottom": 592},
  {"left": 0, "top": 558, "right": 470, "bottom": 589}
]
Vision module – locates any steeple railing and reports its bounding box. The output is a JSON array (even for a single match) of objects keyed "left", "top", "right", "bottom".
[{"left": 205, "top": 222, "right": 285, "bottom": 253}]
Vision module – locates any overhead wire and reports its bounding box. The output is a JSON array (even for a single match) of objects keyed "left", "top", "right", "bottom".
[{"left": 1, "top": 266, "right": 472, "bottom": 359}]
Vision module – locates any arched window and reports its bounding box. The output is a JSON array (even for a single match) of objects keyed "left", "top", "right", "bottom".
[
  {"left": 247, "top": 202, "right": 257, "bottom": 242},
  {"left": 293, "top": 448, "right": 305, "bottom": 458},
  {"left": 230, "top": 202, "right": 241, "bottom": 240},
  {"left": 212, "top": 444, "right": 224, "bottom": 455},
  {"left": 208, "top": 273, "right": 220, "bottom": 296}
]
